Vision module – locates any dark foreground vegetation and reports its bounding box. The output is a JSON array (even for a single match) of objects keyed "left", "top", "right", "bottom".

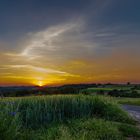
[{"left": 0, "top": 95, "right": 140, "bottom": 140}]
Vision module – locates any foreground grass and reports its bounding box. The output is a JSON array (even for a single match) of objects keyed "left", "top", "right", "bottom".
[
  {"left": 19, "top": 119, "right": 140, "bottom": 140},
  {"left": 0, "top": 95, "right": 134, "bottom": 127},
  {"left": 1, "top": 116, "right": 140, "bottom": 140},
  {"left": 0, "top": 95, "right": 139, "bottom": 140}
]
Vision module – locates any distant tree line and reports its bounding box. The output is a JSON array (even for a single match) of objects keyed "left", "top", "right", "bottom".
[
  {"left": 108, "top": 89, "right": 140, "bottom": 98},
  {"left": 0, "top": 84, "right": 97, "bottom": 97},
  {"left": 1, "top": 83, "right": 140, "bottom": 98}
]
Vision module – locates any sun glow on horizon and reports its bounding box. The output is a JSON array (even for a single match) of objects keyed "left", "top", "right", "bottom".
[{"left": 36, "top": 81, "right": 45, "bottom": 87}]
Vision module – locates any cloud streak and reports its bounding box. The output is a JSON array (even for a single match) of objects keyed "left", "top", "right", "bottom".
[{"left": 0, "top": 0, "right": 140, "bottom": 85}]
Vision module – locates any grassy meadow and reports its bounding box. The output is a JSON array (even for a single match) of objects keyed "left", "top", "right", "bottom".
[
  {"left": 0, "top": 95, "right": 140, "bottom": 140},
  {"left": 117, "top": 97, "right": 140, "bottom": 106}
]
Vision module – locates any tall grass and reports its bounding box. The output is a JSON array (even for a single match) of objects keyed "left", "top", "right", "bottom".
[
  {"left": 1, "top": 95, "right": 139, "bottom": 140},
  {"left": 0, "top": 95, "right": 134, "bottom": 128}
]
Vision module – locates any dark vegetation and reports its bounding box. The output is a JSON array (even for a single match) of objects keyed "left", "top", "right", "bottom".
[
  {"left": 108, "top": 89, "right": 140, "bottom": 97},
  {"left": 80, "top": 84, "right": 140, "bottom": 98},
  {"left": 82, "top": 89, "right": 140, "bottom": 98},
  {"left": 0, "top": 84, "right": 96, "bottom": 97},
  {"left": 1, "top": 83, "right": 140, "bottom": 98}
]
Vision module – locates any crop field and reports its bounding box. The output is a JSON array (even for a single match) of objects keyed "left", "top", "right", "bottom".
[{"left": 0, "top": 95, "right": 140, "bottom": 140}]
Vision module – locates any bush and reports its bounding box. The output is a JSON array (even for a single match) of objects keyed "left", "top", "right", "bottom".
[{"left": 108, "top": 90, "right": 140, "bottom": 98}]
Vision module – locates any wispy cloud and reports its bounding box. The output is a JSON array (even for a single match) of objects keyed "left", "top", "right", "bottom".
[
  {"left": 1, "top": 8, "right": 140, "bottom": 85},
  {"left": 19, "top": 23, "right": 83, "bottom": 59},
  {"left": 1, "top": 64, "right": 80, "bottom": 77},
  {"left": 3, "top": 64, "right": 66, "bottom": 74}
]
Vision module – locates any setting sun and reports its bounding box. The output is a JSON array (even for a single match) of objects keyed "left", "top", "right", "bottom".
[{"left": 36, "top": 81, "right": 44, "bottom": 87}]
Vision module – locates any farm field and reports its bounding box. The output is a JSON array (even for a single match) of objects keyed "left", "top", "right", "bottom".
[
  {"left": 117, "top": 97, "right": 140, "bottom": 106},
  {"left": 80, "top": 85, "right": 140, "bottom": 98},
  {"left": 0, "top": 95, "right": 140, "bottom": 140},
  {"left": 83, "top": 86, "right": 132, "bottom": 92}
]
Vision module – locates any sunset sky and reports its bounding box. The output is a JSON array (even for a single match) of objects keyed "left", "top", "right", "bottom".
[{"left": 0, "top": 0, "right": 140, "bottom": 86}]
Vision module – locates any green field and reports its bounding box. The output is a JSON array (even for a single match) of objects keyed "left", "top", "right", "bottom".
[
  {"left": 117, "top": 97, "right": 140, "bottom": 106},
  {"left": 0, "top": 95, "right": 140, "bottom": 140},
  {"left": 80, "top": 85, "right": 140, "bottom": 98},
  {"left": 81, "top": 86, "right": 132, "bottom": 93}
]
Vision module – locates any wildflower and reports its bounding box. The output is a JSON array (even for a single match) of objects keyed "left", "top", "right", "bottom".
[{"left": 10, "top": 112, "right": 17, "bottom": 116}]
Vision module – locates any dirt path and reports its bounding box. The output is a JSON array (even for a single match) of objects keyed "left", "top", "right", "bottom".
[{"left": 122, "top": 105, "right": 140, "bottom": 122}]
